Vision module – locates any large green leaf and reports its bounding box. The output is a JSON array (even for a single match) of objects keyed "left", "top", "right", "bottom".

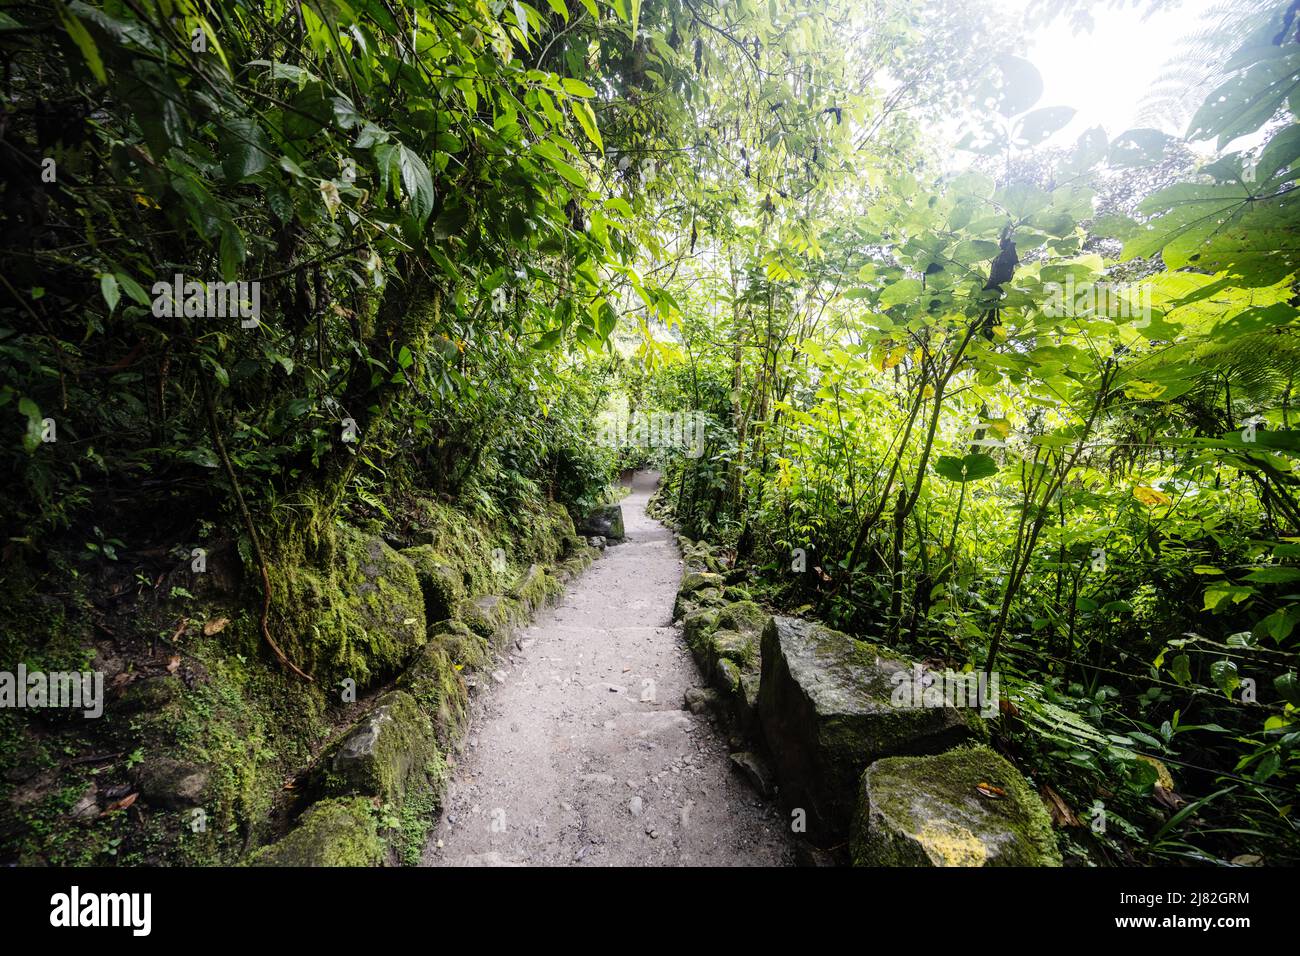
[
  {"left": 398, "top": 144, "right": 435, "bottom": 225},
  {"left": 933, "top": 453, "right": 998, "bottom": 483}
]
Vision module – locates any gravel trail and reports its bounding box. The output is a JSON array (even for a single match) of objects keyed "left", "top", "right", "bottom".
[{"left": 422, "top": 470, "right": 794, "bottom": 867}]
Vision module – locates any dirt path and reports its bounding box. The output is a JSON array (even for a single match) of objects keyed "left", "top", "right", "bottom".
[{"left": 422, "top": 470, "right": 794, "bottom": 867}]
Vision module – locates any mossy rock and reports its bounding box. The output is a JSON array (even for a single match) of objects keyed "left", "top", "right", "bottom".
[
  {"left": 725, "top": 586, "right": 753, "bottom": 602},
  {"left": 248, "top": 797, "right": 384, "bottom": 867},
  {"left": 556, "top": 546, "right": 597, "bottom": 582},
  {"left": 430, "top": 620, "right": 492, "bottom": 672},
  {"left": 516, "top": 501, "right": 577, "bottom": 565},
  {"left": 397, "top": 642, "right": 469, "bottom": 749},
  {"left": 712, "top": 628, "right": 759, "bottom": 670},
  {"left": 703, "top": 622, "right": 762, "bottom": 732},
  {"left": 153, "top": 631, "right": 333, "bottom": 866},
  {"left": 510, "top": 563, "right": 562, "bottom": 614},
  {"left": 133, "top": 758, "right": 209, "bottom": 809},
  {"left": 682, "top": 608, "right": 720, "bottom": 659},
  {"left": 851, "top": 746, "right": 1062, "bottom": 867},
  {"left": 400, "top": 545, "right": 465, "bottom": 625},
  {"left": 688, "top": 587, "right": 726, "bottom": 615},
  {"left": 714, "top": 657, "right": 743, "bottom": 695},
  {"left": 268, "top": 526, "right": 425, "bottom": 689},
  {"left": 561, "top": 533, "right": 585, "bottom": 556},
  {"left": 758, "top": 616, "right": 983, "bottom": 843},
  {"left": 455, "top": 596, "right": 496, "bottom": 640},
  {"left": 716, "top": 600, "right": 768, "bottom": 638},
  {"left": 577, "top": 504, "right": 624, "bottom": 541},
  {"left": 313, "top": 690, "right": 440, "bottom": 807},
  {"left": 690, "top": 625, "right": 738, "bottom": 672},
  {"left": 680, "top": 570, "right": 724, "bottom": 596},
  {"left": 456, "top": 594, "right": 524, "bottom": 647},
  {"left": 680, "top": 545, "right": 714, "bottom": 575}
]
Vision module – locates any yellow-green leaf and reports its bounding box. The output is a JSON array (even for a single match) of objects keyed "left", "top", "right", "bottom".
[
  {"left": 571, "top": 100, "right": 603, "bottom": 153},
  {"left": 55, "top": 2, "right": 106, "bottom": 85},
  {"left": 1133, "top": 485, "right": 1172, "bottom": 507}
]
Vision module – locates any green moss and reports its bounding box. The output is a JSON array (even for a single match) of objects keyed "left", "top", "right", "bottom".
[
  {"left": 455, "top": 596, "right": 496, "bottom": 640},
  {"left": 454, "top": 594, "right": 525, "bottom": 647},
  {"left": 266, "top": 525, "right": 425, "bottom": 689},
  {"left": 711, "top": 628, "right": 759, "bottom": 669},
  {"left": 314, "top": 690, "right": 440, "bottom": 807},
  {"left": 408, "top": 498, "right": 509, "bottom": 597},
  {"left": 430, "top": 620, "right": 492, "bottom": 672},
  {"left": 116, "top": 675, "right": 184, "bottom": 713},
  {"left": 682, "top": 608, "right": 720, "bottom": 657},
  {"left": 401, "top": 545, "right": 465, "bottom": 625},
  {"left": 714, "top": 658, "right": 742, "bottom": 695},
  {"left": 302, "top": 689, "right": 451, "bottom": 865},
  {"left": 168, "top": 627, "right": 332, "bottom": 864},
  {"left": 510, "top": 564, "right": 563, "bottom": 614},
  {"left": 680, "top": 571, "right": 724, "bottom": 595},
  {"left": 852, "top": 745, "right": 1062, "bottom": 867},
  {"left": 514, "top": 501, "right": 577, "bottom": 566},
  {"left": 390, "top": 754, "right": 449, "bottom": 865},
  {"left": 398, "top": 642, "right": 469, "bottom": 748},
  {"left": 715, "top": 600, "right": 768, "bottom": 637},
  {"left": 247, "top": 797, "right": 384, "bottom": 867}
]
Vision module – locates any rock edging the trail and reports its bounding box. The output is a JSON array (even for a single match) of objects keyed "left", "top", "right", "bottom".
[
  {"left": 667, "top": 528, "right": 1059, "bottom": 868},
  {"left": 248, "top": 523, "right": 599, "bottom": 867}
]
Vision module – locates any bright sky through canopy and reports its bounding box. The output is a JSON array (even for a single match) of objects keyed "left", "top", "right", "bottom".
[{"left": 1025, "top": 0, "right": 1219, "bottom": 144}]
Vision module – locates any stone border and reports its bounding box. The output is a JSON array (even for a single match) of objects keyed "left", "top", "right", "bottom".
[
  {"left": 247, "top": 541, "right": 599, "bottom": 866},
  {"left": 666, "top": 526, "right": 1060, "bottom": 867}
]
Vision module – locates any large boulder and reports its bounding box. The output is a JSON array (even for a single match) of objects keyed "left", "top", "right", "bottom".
[
  {"left": 313, "top": 690, "right": 441, "bottom": 806},
  {"left": 248, "top": 797, "right": 384, "bottom": 867},
  {"left": 578, "top": 504, "right": 625, "bottom": 541},
  {"left": 851, "top": 746, "right": 1061, "bottom": 867},
  {"left": 758, "top": 616, "right": 982, "bottom": 842},
  {"left": 269, "top": 527, "right": 426, "bottom": 688}
]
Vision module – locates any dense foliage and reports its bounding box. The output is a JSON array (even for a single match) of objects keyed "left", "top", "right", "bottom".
[
  {"left": 646, "top": 2, "right": 1300, "bottom": 865},
  {"left": 2, "top": 0, "right": 1298, "bottom": 865}
]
